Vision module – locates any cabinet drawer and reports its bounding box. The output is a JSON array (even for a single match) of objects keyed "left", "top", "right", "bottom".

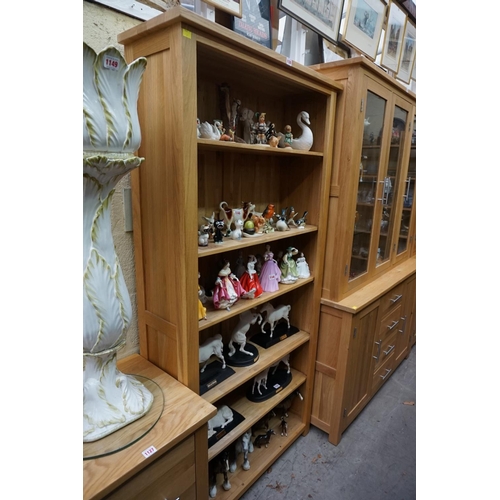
[
  {"left": 372, "top": 347, "right": 395, "bottom": 393},
  {"left": 372, "top": 329, "right": 397, "bottom": 374},
  {"left": 104, "top": 436, "right": 195, "bottom": 500},
  {"left": 378, "top": 304, "right": 403, "bottom": 340},
  {"left": 379, "top": 283, "right": 405, "bottom": 317}
]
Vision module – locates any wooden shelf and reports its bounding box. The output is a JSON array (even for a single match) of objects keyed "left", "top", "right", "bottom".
[
  {"left": 198, "top": 139, "right": 324, "bottom": 157},
  {"left": 210, "top": 411, "right": 305, "bottom": 500},
  {"left": 208, "top": 368, "right": 306, "bottom": 460},
  {"left": 203, "top": 330, "right": 310, "bottom": 404},
  {"left": 198, "top": 225, "right": 317, "bottom": 258},
  {"left": 200, "top": 277, "right": 314, "bottom": 331}
]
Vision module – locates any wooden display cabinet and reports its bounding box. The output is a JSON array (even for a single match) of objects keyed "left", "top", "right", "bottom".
[
  {"left": 308, "top": 57, "right": 416, "bottom": 445},
  {"left": 310, "top": 57, "right": 416, "bottom": 302},
  {"left": 118, "top": 7, "right": 342, "bottom": 498}
]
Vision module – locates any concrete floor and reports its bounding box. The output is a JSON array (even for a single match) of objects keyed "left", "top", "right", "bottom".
[{"left": 240, "top": 346, "right": 416, "bottom": 500}]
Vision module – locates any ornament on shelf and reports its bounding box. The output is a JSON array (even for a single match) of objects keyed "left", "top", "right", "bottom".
[
  {"left": 296, "top": 252, "right": 311, "bottom": 278},
  {"left": 259, "top": 244, "right": 281, "bottom": 292},
  {"left": 213, "top": 261, "right": 254, "bottom": 310},
  {"left": 199, "top": 334, "right": 226, "bottom": 373},
  {"left": 230, "top": 430, "right": 254, "bottom": 472},
  {"left": 239, "top": 255, "right": 263, "bottom": 298},
  {"left": 280, "top": 247, "right": 299, "bottom": 284},
  {"left": 259, "top": 303, "right": 291, "bottom": 338},
  {"left": 198, "top": 272, "right": 208, "bottom": 321},
  {"left": 227, "top": 310, "right": 262, "bottom": 358},
  {"left": 209, "top": 451, "right": 231, "bottom": 498}
]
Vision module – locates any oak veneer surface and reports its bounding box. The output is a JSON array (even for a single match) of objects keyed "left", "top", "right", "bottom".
[
  {"left": 83, "top": 354, "right": 216, "bottom": 500},
  {"left": 321, "top": 258, "right": 416, "bottom": 313}
]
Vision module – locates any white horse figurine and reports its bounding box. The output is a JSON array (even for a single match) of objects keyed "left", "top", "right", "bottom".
[
  {"left": 208, "top": 405, "right": 234, "bottom": 438},
  {"left": 259, "top": 303, "right": 291, "bottom": 338},
  {"left": 270, "top": 353, "right": 291, "bottom": 374},
  {"left": 228, "top": 310, "right": 262, "bottom": 357},
  {"left": 199, "top": 334, "right": 226, "bottom": 372},
  {"left": 252, "top": 367, "right": 270, "bottom": 395},
  {"left": 230, "top": 430, "right": 254, "bottom": 471}
]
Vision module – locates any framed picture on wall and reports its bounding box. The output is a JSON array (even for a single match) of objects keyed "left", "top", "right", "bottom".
[
  {"left": 380, "top": 0, "right": 407, "bottom": 73},
  {"left": 233, "top": 0, "right": 272, "bottom": 49},
  {"left": 204, "top": 0, "right": 243, "bottom": 18},
  {"left": 396, "top": 20, "right": 416, "bottom": 83},
  {"left": 278, "top": 0, "right": 344, "bottom": 44},
  {"left": 342, "top": 0, "right": 387, "bottom": 60}
]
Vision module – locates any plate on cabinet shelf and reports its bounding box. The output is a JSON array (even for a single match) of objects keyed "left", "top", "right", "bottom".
[
  {"left": 250, "top": 323, "right": 300, "bottom": 349},
  {"left": 246, "top": 369, "right": 292, "bottom": 403},
  {"left": 208, "top": 408, "right": 245, "bottom": 449},
  {"left": 200, "top": 361, "right": 236, "bottom": 395},
  {"left": 224, "top": 342, "right": 260, "bottom": 367}
]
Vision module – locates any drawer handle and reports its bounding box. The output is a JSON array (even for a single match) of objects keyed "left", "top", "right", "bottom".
[
  {"left": 380, "top": 368, "right": 392, "bottom": 380},
  {"left": 399, "top": 315, "right": 407, "bottom": 334},
  {"left": 373, "top": 339, "right": 382, "bottom": 360},
  {"left": 387, "top": 320, "right": 399, "bottom": 331},
  {"left": 390, "top": 294, "right": 403, "bottom": 304},
  {"left": 383, "top": 344, "right": 395, "bottom": 356}
]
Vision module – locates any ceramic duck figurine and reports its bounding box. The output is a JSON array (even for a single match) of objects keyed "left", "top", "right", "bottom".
[{"left": 279, "top": 111, "right": 313, "bottom": 151}]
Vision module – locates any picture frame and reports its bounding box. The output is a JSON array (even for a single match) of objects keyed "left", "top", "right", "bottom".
[
  {"left": 233, "top": 0, "right": 272, "bottom": 49},
  {"left": 278, "top": 0, "right": 344, "bottom": 44},
  {"left": 380, "top": 0, "right": 407, "bottom": 73},
  {"left": 396, "top": 20, "right": 416, "bottom": 83},
  {"left": 204, "top": 0, "right": 242, "bottom": 18},
  {"left": 342, "top": 0, "right": 387, "bottom": 61}
]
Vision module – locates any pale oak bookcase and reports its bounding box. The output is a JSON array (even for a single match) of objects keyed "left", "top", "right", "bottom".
[{"left": 118, "top": 7, "right": 342, "bottom": 498}]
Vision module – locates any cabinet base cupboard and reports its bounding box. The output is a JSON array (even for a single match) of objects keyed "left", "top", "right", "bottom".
[
  {"left": 118, "top": 7, "right": 342, "bottom": 499},
  {"left": 311, "top": 259, "right": 415, "bottom": 445}
]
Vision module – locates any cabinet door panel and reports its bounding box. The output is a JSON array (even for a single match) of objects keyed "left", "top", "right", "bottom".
[{"left": 341, "top": 303, "right": 379, "bottom": 431}]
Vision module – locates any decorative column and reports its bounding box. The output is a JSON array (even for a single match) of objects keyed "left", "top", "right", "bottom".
[{"left": 83, "top": 43, "right": 152, "bottom": 443}]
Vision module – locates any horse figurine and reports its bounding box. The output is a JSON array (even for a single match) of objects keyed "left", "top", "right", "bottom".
[
  {"left": 270, "top": 353, "right": 291, "bottom": 374},
  {"left": 259, "top": 303, "right": 291, "bottom": 338},
  {"left": 252, "top": 367, "right": 270, "bottom": 396},
  {"left": 208, "top": 405, "right": 234, "bottom": 438},
  {"left": 228, "top": 310, "right": 262, "bottom": 357},
  {"left": 229, "top": 430, "right": 254, "bottom": 471},
  {"left": 199, "top": 334, "right": 226, "bottom": 373},
  {"left": 254, "top": 428, "right": 276, "bottom": 448},
  {"left": 209, "top": 450, "right": 231, "bottom": 497}
]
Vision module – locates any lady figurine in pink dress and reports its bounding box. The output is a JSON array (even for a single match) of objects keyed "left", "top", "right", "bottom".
[
  {"left": 239, "top": 255, "right": 263, "bottom": 298},
  {"left": 259, "top": 244, "right": 281, "bottom": 292},
  {"left": 213, "top": 261, "right": 255, "bottom": 310}
]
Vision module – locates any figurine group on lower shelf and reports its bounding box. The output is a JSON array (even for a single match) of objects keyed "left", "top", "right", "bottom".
[
  {"left": 198, "top": 244, "right": 310, "bottom": 319},
  {"left": 208, "top": 390, "right": 304, "bottom": 498},
  {"left": 199, "top": 202, "right": 308, "bottom": 247}
]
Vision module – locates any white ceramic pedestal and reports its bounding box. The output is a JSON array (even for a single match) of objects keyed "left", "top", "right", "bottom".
[{"left": 83, "top": 43, "right": 152, "bottom": 443}]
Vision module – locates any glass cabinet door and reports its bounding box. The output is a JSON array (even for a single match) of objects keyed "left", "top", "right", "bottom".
[
  {"left": 349, "top": 90, "right": 387, "bottom": 282},
  {"left": 377, "top": 104, "right": 409, "bottom": 266},
  {"left": 397, "top": 114, "right": 416, "bottom": 256}
]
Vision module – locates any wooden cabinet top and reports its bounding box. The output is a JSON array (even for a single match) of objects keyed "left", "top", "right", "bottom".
[
  {"left": 321, "top": 257, "right": 416, "bottom": 313},
  {"left": 83, "top": 354, "right": 216, "bottom": 500},
  {"left": 311, "top": 56, "right": 415, "bottom": 101},
  {"left": 117, "top": 5, "right": 343, "bottom": 94}
]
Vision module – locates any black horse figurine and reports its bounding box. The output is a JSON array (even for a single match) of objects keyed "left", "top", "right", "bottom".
[{"left": 209, "top": 450, "right": 231, "bottom": 498}]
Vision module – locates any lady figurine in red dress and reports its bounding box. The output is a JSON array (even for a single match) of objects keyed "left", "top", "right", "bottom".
[
  {"left": 213, "top": 261, "right": 255, "bottom": 311},
  {"left": 239, "top": 255, "right": 263, "bottom": 298}
]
